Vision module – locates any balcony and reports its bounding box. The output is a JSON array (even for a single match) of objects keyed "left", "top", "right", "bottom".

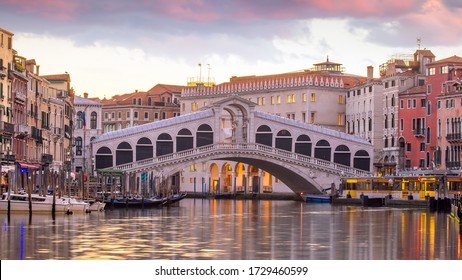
[
  {"left": 447, "top": 133, "right": 462, "bottom": 143},
  {"left": 3, "top": 122, "right": 14, "bottom": 134},
  {"left": 446, "top": 161, "right": 461, "bottom": 169},
  {"left": 414, "top": 128, "right": 426, "bottom": 137},
  {"left": 0, "top": 66, "right": 6, "bottom": 79},
  {"left": 15, "top": 124, "right": 29, "bottom": 139},
  {"left": 41, "top": 154, "right": 53, "bottom": 164}
]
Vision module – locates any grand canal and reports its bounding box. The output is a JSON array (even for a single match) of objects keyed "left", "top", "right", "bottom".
[{"left": 0, "top": 199, "right": 460, "bottom": 260}]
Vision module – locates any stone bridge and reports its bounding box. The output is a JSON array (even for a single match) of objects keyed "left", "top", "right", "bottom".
[{"left": 92, "top": 96, "right": 373, "bottom": 194}]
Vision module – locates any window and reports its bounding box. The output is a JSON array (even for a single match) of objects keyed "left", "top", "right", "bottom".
[
  {"left": 440, "top": 66, "right": 448, "bottom": 74},
  {"left": 138, "top": 98, "right": 141, "bottom": 105},
  {"left": 303, "top": 93, "right": 307, "bottom": 102},
  {"left": 310, "top": 112, "right": 315, "bottom": 124},
  {"left": 133, "top": 99, "right": 136, "bottom": 105},
  {"left": 261, "top": 97, "right": 265, "bottom": 105},
  {"left": 148, "top": 97, "right": 151, "bottom": 106},
  {"left": 391, "top": 95, "right": 395, "bottom": 106},
  {"left": 182, "top": 103, "right": 185, "bottom": 112},
  {"left": 277, "top": 96, "right": 281, "bottom": 104},
  {"left": 162, "top": 112, "right": 166, "bottom": 119},
  {"left": 338, "top": 114, "right": 342, "bottom": 125},
  {"left": 118, "top": 112, "right": 122, "bottom": 119},
  {"left": 338, "top": 95, "right": 343, "bottom": 104},
  {"left": 302, "top": 112, "right": 306, "bottom": 123},
  {"left": 90, "top": 112, "right": 97, "bottom": 129},
  {"left": 427, "top": 102, "right": 431, "bottom": 115},
  {"left": 427, "top": 84, "right": 432, "bottom": 94},
  {"left": 420, "top": 99, "right": 426, "bottom": 107},
  {"left": 384, "top": 115, "right": 388, "bottom": 129},
  {"left": 437, "top": 100, "right": 441, "bottom": 109},
  {"left": 111, "top": 112, "right": 115, "bottom": 119},
  {"left": 400, "top": 119, "right": 404, "bottom": 130},
  {"left": 407, "top": 99, "right": 411, "bottom": 108},
  {"left": 420, "top": 143, "right": 425, "bottom": 152},
  {"left": 413, "top": 99, "right": 416, "bottom": 108},
  {"left": 104, "top": 112, "right": 108, "bottom": 120},
  {"left": 427, "top": 67, "right": 435, "bottom": 75},
  {"left": 400, "top": 100, "right": 404, "bottom": 109},
  {"left": 154, "top": 112, "right": 159, "bottom": 119},
  {"left": 134, "top": 111, "right": 138, "bottom": 119},
  {"left": 311, "top": 93, "right": 316, "bottom": 102},
  {"left": 407, "top": 143, "right": 411, "bottom": 151},
  {"left": 144, "top": 112, "right": 149, "bottom": 119},
  {"left": 271, "top": 96, "right": 274, "bottom": 105},
  {"left": 126, "top": 111, "right": 130, "bottom": 118}
]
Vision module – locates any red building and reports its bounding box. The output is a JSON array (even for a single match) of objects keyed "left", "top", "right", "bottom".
[
  {"left": 398, "top": 85, "right": 428, "bottom": 170},
  {"left": 425, "top": 55, "right": 462, "bottom": 170}
]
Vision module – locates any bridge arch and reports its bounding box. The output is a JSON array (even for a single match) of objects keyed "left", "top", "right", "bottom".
[
  {"left": 334, "top": 145, "right": 351, "bottom": 166},
  {"left": 136, "top": 137, "right": 153, "bottom": 161},
  {"left": 354, "top": 150, "right": 370, "bottom": 171},
  {"left": 95, "top": 147, "right": 113, "bottom": 169},
  {"left": 116, "top": 142, "right": 133, "bottom": 165},
  {"left": 256, "top": 125, "right": 272, "bottom": 146},
  {"left": 196, "top": 124, "right": 213, "bottom": 147},
  {"left": 156, "top": 133, "right": 173, "bottom": 156},
  {"left": 295, "top": 134, "right": 312, "bottom": 156},
  {"left": 275, "top": 129, "right": 292, "bottom": 152},
  {"left": 176, "top": 128, "right": 193, "bottom": 152},
  {"left": 314, "top": 140, "right": 331, "bottom": 161}
]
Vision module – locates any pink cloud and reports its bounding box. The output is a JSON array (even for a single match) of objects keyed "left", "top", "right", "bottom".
[{"left": 1, "top": 0, "right": 80, "bottom": 21}]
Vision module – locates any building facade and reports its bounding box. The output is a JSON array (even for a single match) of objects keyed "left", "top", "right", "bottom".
[
  {"left": 0, "top": 28, "right": 15, "bottom": 186},
  {"left": 179, "top": 59, "right": 366, "bottom": 193},
  {"left": 74, "top": 93, "right": 103, "bottom": 174},
  {"left": 101, "top": 84, "right": 182, "bottom": 134},
  {"left": 432, "top": 56, "right": 462, "bottom": 170}
]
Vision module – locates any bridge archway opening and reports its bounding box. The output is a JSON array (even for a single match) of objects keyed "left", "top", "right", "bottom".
[
  {"left": 116, "top": 142, "right": 133, "bottom": 165},
  {"left": 176, "top": 128, "right": 193, "bottom": 152},
  {"left": 157, "top": 133, "right": 173, "bottom": 156},
  {"left": 295, "top": 134, "right": 312, "bottom": 156},
  {"left": 275, "top": 130, "right": 292, "bottom": 152},
  {"left": 95, "top": 147, "right": 113, "bottom": 169},
  {"left": 314, "top": 140, "right": 331, "bottom": 161},
  {"left": 256, "top": 125, "right": 272, "bottom": 146},
  {"left": 136, "top": 137, "right": 153, "bottom": 161},
  {"left": 197, "top": 124, "right": 213, "bottom": 147}
]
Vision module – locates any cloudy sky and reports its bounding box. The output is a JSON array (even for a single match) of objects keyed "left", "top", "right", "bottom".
[{"left": 1, "top": 0, "right": 461, "bottom": 99}]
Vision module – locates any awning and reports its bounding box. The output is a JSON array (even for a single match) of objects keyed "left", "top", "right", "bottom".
[{"left": 18, "top": 162, "right": 40, "bottom": 169}]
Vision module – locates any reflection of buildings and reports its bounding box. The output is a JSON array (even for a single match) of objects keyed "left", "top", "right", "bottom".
[{"left": 180, "top": 59, "right": 366, "bottom": 193}]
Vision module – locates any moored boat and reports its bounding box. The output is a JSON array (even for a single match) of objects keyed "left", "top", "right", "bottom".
[
  {"left": 166, "top": 192, "right": 187, "bottom": 204},
  {"left": 0, "top": 192, "right": 72, "bottom": 213},
  {"left": 450, "top": 196, "right": 462, "bottom": 223},
  {"left": 301, "top": 193, "right": 332, "bottom": 203}
]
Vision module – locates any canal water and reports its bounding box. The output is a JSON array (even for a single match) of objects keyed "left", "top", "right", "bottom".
[{"left": 0, "top": 199, "right": 460, "bottom": 260}]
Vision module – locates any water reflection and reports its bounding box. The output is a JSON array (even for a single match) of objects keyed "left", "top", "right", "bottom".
[{"left": 0, "top": 199, "right": 460, "bottom": 260}]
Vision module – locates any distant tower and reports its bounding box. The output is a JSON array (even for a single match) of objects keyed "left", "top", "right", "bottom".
[{"left": 417, "top": 37, "right": 421, "bottom": 50}]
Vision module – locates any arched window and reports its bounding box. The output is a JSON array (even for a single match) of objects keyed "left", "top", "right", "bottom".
[
  {"left": 176, "top": 128, "right": 193, "bottom": 152},
  {"left": 334, "top": 145, "right": 351, "bottom": 166},
  {"left": 295, "top": 135, "right": 311, "bottom": 156},
  {"left": 136, "top": 137, "right": 153, "bottom": 161},
  {"left": 256, "top": 125, "right": 272, "bottom": 147},
  {"left": 76, "top": 111, "right": 83, "bottom": 129},
  {"left": 197, "top": 124, "right": 213, "bottom": 147},
  {"left": 90, "top": 111, "right": 97, "bottom": 129},
  {"left": 275, "top": 130, "right": 292, "bottom": 151},
  {"left": 116, "top": 142, "right": 133, "bottom": 165},
  {"left": 353, "top": 150, "right": 370, "bottom": 171},
  {"left": 314, "top": 140, "right": 331, "bottom": 161},
  {"left": 156, "top": 133, "right": 173, "bottom": 156},
  {"left": 95, "top": 147, "right": 113, "bottom": 169}
]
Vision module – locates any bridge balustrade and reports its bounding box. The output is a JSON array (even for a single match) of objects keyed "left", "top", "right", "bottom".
[{"left": 109, "top": 143, "right": 371, "bottom": 178}]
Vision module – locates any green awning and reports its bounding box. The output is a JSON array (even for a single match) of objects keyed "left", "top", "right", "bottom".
[{"left": 97, "top": 168, "right": 124, "bottom": 176}]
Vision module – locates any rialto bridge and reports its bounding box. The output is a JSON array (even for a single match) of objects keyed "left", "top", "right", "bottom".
[{"left": 92, "top": 96, "right": 373, "bottom": 195}]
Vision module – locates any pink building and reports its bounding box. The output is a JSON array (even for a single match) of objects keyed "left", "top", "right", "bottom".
[
  {"left": 398, "top": 85, "right": 428, "bottom": 170},
  {"left": 433, "top": 56, "right": 462, "bottom": 170}
]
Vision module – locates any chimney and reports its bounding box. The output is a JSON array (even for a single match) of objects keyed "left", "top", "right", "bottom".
[
  {"left": 36, "top": 65, "right": 40, "bottom": 76},
  {"left": 84, "top": 92, "right": 88, "bottom": 99},
  {"left": 367, "top": 66, "right": 373, "bottom": 81}
]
